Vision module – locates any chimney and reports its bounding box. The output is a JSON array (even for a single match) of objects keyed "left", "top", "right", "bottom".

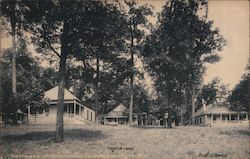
[{"left": 202, "top": 99, "right": 206, "bottom": 112}]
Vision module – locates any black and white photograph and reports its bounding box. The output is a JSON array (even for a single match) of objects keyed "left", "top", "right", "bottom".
[{"left": 0, "top": 0, "right": 249, "bottom": 158}]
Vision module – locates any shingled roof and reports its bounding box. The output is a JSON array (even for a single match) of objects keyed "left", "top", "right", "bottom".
[
  {"left": 195, "top": 104, "right": 244, "bottom": 116},
  {"left": 44, "top": 86, "right": 81, "bottom": 102},
  {"left": 107, "top": 103, "right": 128, "bottom": 116}
]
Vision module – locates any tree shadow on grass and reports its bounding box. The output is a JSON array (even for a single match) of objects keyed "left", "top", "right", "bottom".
[
  {"left": 1, "top": 129, "right": 107, "bottom": 142},
  {"left": 220, "top": 129, "right": 250, "bottom": 136},
  {"left": 132, "top": 125, "right": 177, "bottom": 129}
]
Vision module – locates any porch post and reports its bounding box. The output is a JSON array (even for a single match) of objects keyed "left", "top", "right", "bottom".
[
  {"left": 204, "top": 114, "right": 207, "bottom": 124},
  {"left": 73, "top": 100, "right": 76, "bottom": 117},
  {"left": 0, "top": 113, "right": 2, "bottom": 124},
  {"left": 180, "top": 111, "right": 183, "bottom": 126},
  {"left": 246, "top": 113, "right": 248, "bottom": 120},
  {"left": 229, "top": 113, "right": 231, "bottom": 121},
  {"left": 28, "top": 106, "right": 31, "bottom": 122},
  {"left": 237, "top": 113, "right": 240, "bottom": 121},
  {"left": 67, "top": 104, "right": 69, "bottom": 117},
  {"left": 211, "top": 114, "right": 213, "bottom": 122},
  {"left": 80, "top": 106, "right": 82, "bottom": 117},
  {"left": 220, "top": 114, "right": 222, "bottom": 122}
]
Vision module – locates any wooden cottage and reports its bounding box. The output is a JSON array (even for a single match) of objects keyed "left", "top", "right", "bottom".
[
  {"left": 195, "top": 103, "right": 248, "bottom": 125},
  {"left": 104, "top": 103, "right": 138, "bottom": 125},
  {"left": 28, "top": 86, "right": 95, "bottom": 125}
]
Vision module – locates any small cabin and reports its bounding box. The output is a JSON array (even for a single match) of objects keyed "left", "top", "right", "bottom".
[
  {"left": 195, "top": 104, "right": 248, "bottom": 125},
  {"left": 104, "top": 103, "right": 137, "bottom": 125},
  {"left": 28, "top": 86, "right": 95, "bottom": 125}
]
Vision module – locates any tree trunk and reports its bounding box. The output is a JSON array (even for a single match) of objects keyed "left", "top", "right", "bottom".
[
  {"left": 167, "top": 108, "right": 172, "bottom": 128},
  {"left": 10, "top": 0, "right": 17, "bottom": 97},
  {"left": 34, "top": 110, "right": 36, "bottom": 122},
  {"left": 166, "top": 86, "right": 173, "bottom": 128},
  {"left": 180, "top": 110, "right": 183, "bottom": 126},
  {"left": 0, "top": 25, "right": 2, "bottom": 117},
  {"left": 94, "top": 55, "right": 99, "bottom": 122},
  {"left": 177, "top": 83, "right": 182, "bottom": 126},
  {"left": 55, "top": 19, "right": 71, "bottom": 142},
  {"left": 129, "top": 37, "right": 134, "bottom": 125},
  {"left": 55, "top": 52, "right": 67, "bottom": 142},
  {"left": 55, "top": 21, "right": 70, "bottom": 141},
  {"left": 129, "top": 74, "right": 133, "bottom": 125},
  {"left": 191, "top": 84, "right": 196, "bottom": 125},
  {"left": 11, "top": 24, "right": 17, "bottom": 98},
  {"left": 129, "top": 18, "right": 135, "bottom": 125}
]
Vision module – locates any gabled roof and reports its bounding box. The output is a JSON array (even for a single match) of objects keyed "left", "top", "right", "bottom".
[
  {"left": 195, "top": 104, "right": 246, "bottom": 116},
  {"left": 107, "top": 103, "right": 129, "bottom": 116},
  {"left": 44, "top": 86, "right": 81, "bottom": 102}
]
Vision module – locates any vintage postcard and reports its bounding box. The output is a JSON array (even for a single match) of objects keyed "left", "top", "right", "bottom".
[{"left": 0, "top": 0, "right": 249, "bottom": 159}]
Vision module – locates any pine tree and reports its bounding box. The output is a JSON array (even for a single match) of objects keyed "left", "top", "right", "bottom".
[{"left": 143, "top": 0, "right": 225, "bottom": 127}]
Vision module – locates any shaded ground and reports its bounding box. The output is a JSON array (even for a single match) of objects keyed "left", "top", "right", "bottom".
[{"left": 0, "top": 122, "right": 249, "bottom": 159}]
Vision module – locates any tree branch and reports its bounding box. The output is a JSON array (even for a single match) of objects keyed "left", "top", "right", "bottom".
[{"left": 44, "top": 38, "right": 61, "bottom": 58}]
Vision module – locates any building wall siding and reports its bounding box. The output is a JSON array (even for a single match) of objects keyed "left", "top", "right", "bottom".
[{"left": 28, "top": 104, "right": 95, "bottom": 124}]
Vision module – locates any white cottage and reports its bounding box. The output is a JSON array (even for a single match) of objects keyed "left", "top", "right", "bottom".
[
  {"left": 195, "top": 103, "right": 248, "bottom": 125},
  {"left": 28, "top": 86, "right": 95, "bottom": 125},
  {"left": 104, "top": 103, "right": 138, "bottom": 125}
]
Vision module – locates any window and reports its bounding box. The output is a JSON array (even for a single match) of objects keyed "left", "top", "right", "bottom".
[
  {"left": 87, "top": 110, "right": 89, "bottom": 120},
  {"left": 70, "top": 105, "right": 74, "bottom": 113},
  {"left": 213, "top": 115, "right": 216, "bottom": 121},
  {"left": 76, "top": 105, "right": 79, "bottom": 115},
  {"left": 222, "top": 115, "right": 226, "bottom": 120},
  {"left": 45, "top": 105, "right": 50, "bottom": 115},
  {"left": 231, "top": 114, "right": 237, "bottom": 120},
  {"left": 64, "top": 105, "right": 67, "bottom": 113},
  {"left": 239, "top": 114, "right": 246, "bottom": 120},
  {"left": 81, "top": 107, "right": 84, "bottom": 116}
]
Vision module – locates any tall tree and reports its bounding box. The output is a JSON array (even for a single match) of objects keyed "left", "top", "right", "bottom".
[
  {"left": 143, "top": 0, "right": 225, "bottom": 127},
  {"left": 0, "top": 11, "right": 3, "bottom": 121},
  {"left": 1, "top": 0, "right": 19, "bottom": 112},
  {"left": 23, "top": 0, "right": 130, "bottom": 141},
  {"left": 1, "top": 0, "right": 28, "bottom": 97},
  {"left": 196, "top": 78, "right": 220, "bottom": 108},
  {"left": 124, "top": 0, "right": 153, "bottom": 125},
  {"left": 1, "top": 37, "right": 46, "bottom": 122},
  {"left": 196, "top": 77, "right": 230, "bottom": 110},
  {"left": 22, "top": 0, "right": 89, "bottom": 142},
  {"left": 62, "top": 0, "right": 128, "bottom": 122},
  {"left": 228, "top": 62, "right": 249, "bottom": 112},
  {"left": 1, "top": 0, "right": 29, "bottom": 122}
]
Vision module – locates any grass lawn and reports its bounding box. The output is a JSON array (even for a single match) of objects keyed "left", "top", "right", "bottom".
[{"left": 0, "top": 122, "right": 249, "bottom": 159}]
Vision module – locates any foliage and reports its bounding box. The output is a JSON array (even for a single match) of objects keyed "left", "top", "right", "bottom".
[
  {"left": 19, "top": 0, "right": 143, "bottom": 141},
  {"left": 1, "top": 37, "right": 47, "bottom": 119},
  {"left": 196, "top": 77, "right": 230, "bottom": 110},
  {"left": 124, "top": 0, "right": 153, "bottom": 124},
  {"left": 113, "top": 83, "right": 152, "bottom": 114},
  {"left": 228, "top": 63, "right": 249, "bottom": 112},
  {"left": 0, "top": 0, "right": 29, "bottom": 36},
  {"left": 142, "top": 0, "right": 225, "bottom": 125}
]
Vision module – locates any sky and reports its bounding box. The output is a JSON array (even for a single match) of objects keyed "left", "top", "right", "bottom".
[
  {"left": 204, "top": 0, "right": 249, "bottom": 89},
  {"left": 1, "top": 0, "right": 249, "bottom": 90}
]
